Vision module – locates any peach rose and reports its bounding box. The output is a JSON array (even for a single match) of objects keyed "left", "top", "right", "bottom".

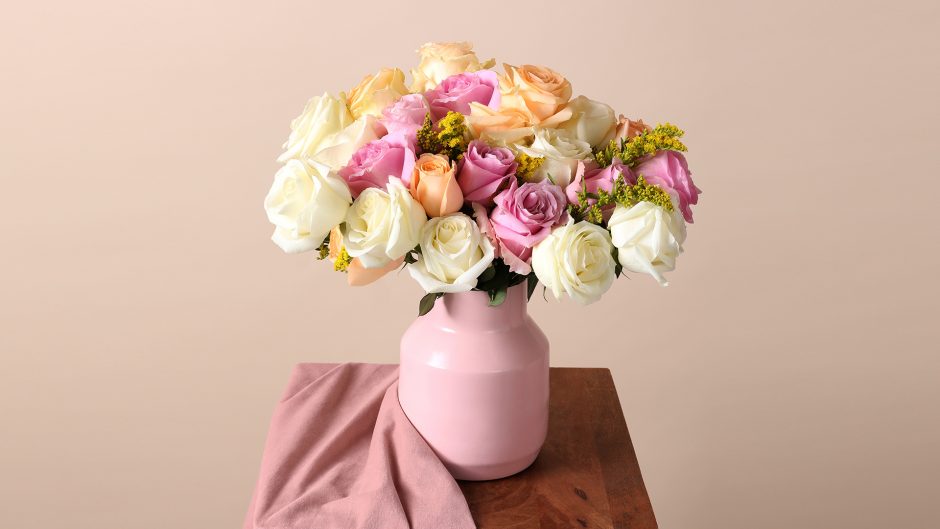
[
  {"left": 499, "top": 64, "right": 572, "bottom": 123},
  {"left": 466, "top": 102, "right": 534, "bottom": 145},
  {"left": 410, "top": 153, "right": 464, "bottom": 217},
  {"left": 347, "top": 68, "right": 409, "bottom": 119},
  {"left": 612, "top": 115, "right": 652, "bottom": 143}
]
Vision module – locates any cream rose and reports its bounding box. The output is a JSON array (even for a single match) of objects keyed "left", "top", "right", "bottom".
[
  {"left": 347, "top": 68, "right": 409, "bottom": 119},
  {"left": 410, "top": 41, "right": 495, "bottom": 92},
  {"left": 343, "top": 180, "right": 427, "bottom": 268},
  {"left": 310, "top": 115, "right": 386, "bottom": 171},
  {"left": 499, "top": 64, "right": 572, "bottom": 123},
  {"left": 408, "top": 213, "right": 496, "bottom": 293},
  {"left": 516, "top": 128, "right": 592, "bottom": 187},
  {"left": 556, "top": 95, "right": 617, "bottom": 148},
  {"left": 532, "top": 219, "right": 616, "bottom": 305},
  {"left": 278, "top": 93, "right": 354, "bottom": 164},
  {"left": 264, "top": 159, "right": 351, "bottom": 254},
  {"left": 608, "top": 202, "right": 686, "bottom": 286}
]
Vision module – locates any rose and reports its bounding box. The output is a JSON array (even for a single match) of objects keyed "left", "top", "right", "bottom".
[
  {"left": 339, "top": 133, "right": 416, "bottom": 198},
  {"left": 310, "top": 115, "right": 387, "bottom": 171},
  {"left": 410, "top": 153, "right": 464, "bottom": 217},
  {"left": 556, "top": 96, "right": 617, "bottom": 147},
  {"left": 499, "top": 64, "right": 572, "bottom": 122},
  {"left": 347, "top": 68, "right": 409, "bottom": 119},
  {"left": 380, "top": 94, "right": 430, "bottom": 148},
  {"left": 608, "top": 202, "right": 686, "bottom": 286},
  {"left": 516, "top": 128, "right": 592, "bottom": 187},
  {"left": 634, "top": 151, "right": 701, "bottom": 223},
  {"left": 489, "top": 179, "right": 568, "bottom": 274},
  {"left": 456, "top": 140, "right": 517, "bottom": 204},
  {"left": 565, "top": 158, "right": 635, "bottom": 205},
  {"left": 466, "top": 103, "right": 534, "bottom": 145},
  {"left": 277, "top": 93, "right": 354, "bottom": 164},
  {"left": 612, "top": 115, "right": 651, "bottom": 143},
  {"left": 328, "top": 227, "right": 402, "bottom": 286},
  {"left": 408, "top": 213, "right": 496, "bottom": 293},
  {"left": 410, "top": 41, "right": 495, "bottom": 92},
  {"left": 532, "top": 219, "right": 616, "bottom": 305},
  {"left": 264, "top": 159, "right": 351, "bottom": 253},
  {"left": 343, "top": 180, "right": 427, "bottom": 268},
  {"left": 425, "top": 71, "right": 500, "bottom": 119}
]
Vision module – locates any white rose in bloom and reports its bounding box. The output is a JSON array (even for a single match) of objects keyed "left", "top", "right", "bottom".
[
  {"left": 409, "top": 213, "right": 496, "bottom": 293},
  {"left": 410, "top": 41, "right": 495, "bottom": 92},
  {"left": 310, "top": 115, "right": 386, "bottom": 171},
  {"left": 343, "top": 180, "right": 427, "bottom": 268},
  {"left": 532, "top": 219, "right": 616, "bottom": 305},
  {"left": 264, "top": 159, "right": 351, "bottom": 254},
  {"left": 278, "top": 93, "right": 353, "bottom": 164},
  {"left": 516, "top": 128, "right": 592, "bottom": 187},
  {"left": 556, "top": 96, "right": 617, "bottom": 148},
  {"left": 608, "top": 202, "right": 687, "bottom": 286}
]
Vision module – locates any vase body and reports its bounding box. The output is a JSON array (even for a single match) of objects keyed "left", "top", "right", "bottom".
[{"left": 399, "top": 284, "right": 549, "bottom": 481}]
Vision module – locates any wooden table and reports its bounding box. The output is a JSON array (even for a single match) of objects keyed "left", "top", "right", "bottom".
[{"left": 459, "top": 368, "right": 657, "bottom": 529}]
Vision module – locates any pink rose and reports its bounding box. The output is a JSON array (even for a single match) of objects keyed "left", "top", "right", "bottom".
[
  {"left": 490, "top": 179, "right": 568, "bottom": 274},
  {"left": 338, "top": 133, "right": 416, "bottom": 198},
  {"left": 457, "top": 140, "right": 518, "bottom": 205},
  {"left": 380, "top": 94, "right": 430, "bottom": 149},
  {"left": 634, "top": 151, "right": 700, "bottom": 223},
  {"left": 425, "top": 71, "right": 500, "bottom": 120},
  {"left": 566, "top": 158, "right": 635, "bottom": 205}
]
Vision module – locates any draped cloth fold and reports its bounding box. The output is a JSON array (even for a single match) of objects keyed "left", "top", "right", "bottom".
[{"left": 244, "top": 363, "right": 475, "bottom": 529}]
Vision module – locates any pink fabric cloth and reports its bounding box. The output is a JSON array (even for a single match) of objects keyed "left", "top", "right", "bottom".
[{"left": 244, "top": 363, "right": 475, "bottom": 529}]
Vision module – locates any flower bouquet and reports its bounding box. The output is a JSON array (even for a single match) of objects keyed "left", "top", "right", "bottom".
[{"left": 264, "top": 42, "right": 701, "bottom": 315}]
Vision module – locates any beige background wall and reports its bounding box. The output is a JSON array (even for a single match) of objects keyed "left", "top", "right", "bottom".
[{"left": 2, "top": 1, "right": 938, "bottom": 528}]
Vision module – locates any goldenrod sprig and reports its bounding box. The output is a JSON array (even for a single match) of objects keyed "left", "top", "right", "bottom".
[
  {"left": 333, "top": 247, "right": 352, "bottom": 272},
  {"left": 568, "top": 175, "right": 673, "bottom": 224},
  {"left": 515, "top": 152, "right": 545, "bottom": 181},
  {"left": 417, "top": 111, "right": 470, "bottom": 159},
  {"left": 594, "top": 123, "right": 687, "bottom": 167}
]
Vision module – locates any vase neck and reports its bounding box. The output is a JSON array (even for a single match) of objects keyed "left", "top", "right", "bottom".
[{"left": 436, "top": 284, "right": 528, "bottom": 329}]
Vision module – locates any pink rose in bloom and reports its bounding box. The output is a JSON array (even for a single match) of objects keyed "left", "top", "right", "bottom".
[
  {"left": 425, "top": 71, "right": 500, "bottom": 120},
  {"left": 471, "top": 202, "right": 501, "bottom": 258},
  {"left": 457, "top": 140, "right": 518, "bottom": 205},
  {"left": 634, "top": 151, "right": 701, "bottom": 223},
  {"left": 338, "top": 133, "right": 416, "bottom": 198},
  {"left": 380, "top": 94, "right": 430, "bottom": 149},
  {"left": 565, "top": 158, "right": 635, "bottom": 205},
  {"left": 490, "top": 179, "right": 568, "bottom": 274}
]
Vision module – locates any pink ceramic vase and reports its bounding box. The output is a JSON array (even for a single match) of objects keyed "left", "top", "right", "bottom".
[{"left": 398, "top": 284, "right": 549, "bottom": 481}]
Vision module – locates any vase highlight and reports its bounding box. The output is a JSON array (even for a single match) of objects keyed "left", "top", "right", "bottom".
[{"left": 398, "top": 284, "right": 549, "bottom": 481}]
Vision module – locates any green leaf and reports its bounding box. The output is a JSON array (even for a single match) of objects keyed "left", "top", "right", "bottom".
[
  {"left": 488, "top": 287, "right": 507, "bottom": 307},
  {"left": 527, "top": 274, "right": 538, "bottom": 300},
  {"left": 418, "top": 293, "right": 440, "bottom": 316}
]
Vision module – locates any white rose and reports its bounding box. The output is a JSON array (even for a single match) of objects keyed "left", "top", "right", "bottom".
[
  {"left": 343, "top": 180, "right": 427, "bottom": 268},
  {"left": 608, "top": 202, "right": 686, "bottom": 286},
  {"left": 277, "top": 93, "right": 353, "bottom": 164},
  {"left": 556, "top": 96, "right": 617, "bottom": 148},
  {"left": 311, "top": 114, "right": 385, "bottom": 171},
  {"left": 410, "top": 41, "right": 495, "bottom": 92},
  {"left": 277, "top": 93, "right": 385, "bottom": 170},
  {"left": 516, "top": 128, "right": 592, "bottom": 187},
  {"left": 264, "top": 159, "right": 351, "bottom": 254},
  {"left": 532, "top": 219, "right": 616, "bottom": 305},
  {"left": 408, "top": 213, "right": 496, "bottom": 294}
]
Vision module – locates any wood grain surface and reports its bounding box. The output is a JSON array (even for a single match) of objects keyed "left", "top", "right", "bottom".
[{"left": 459, "top": 368, "right": 657, "bottom": 529}]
